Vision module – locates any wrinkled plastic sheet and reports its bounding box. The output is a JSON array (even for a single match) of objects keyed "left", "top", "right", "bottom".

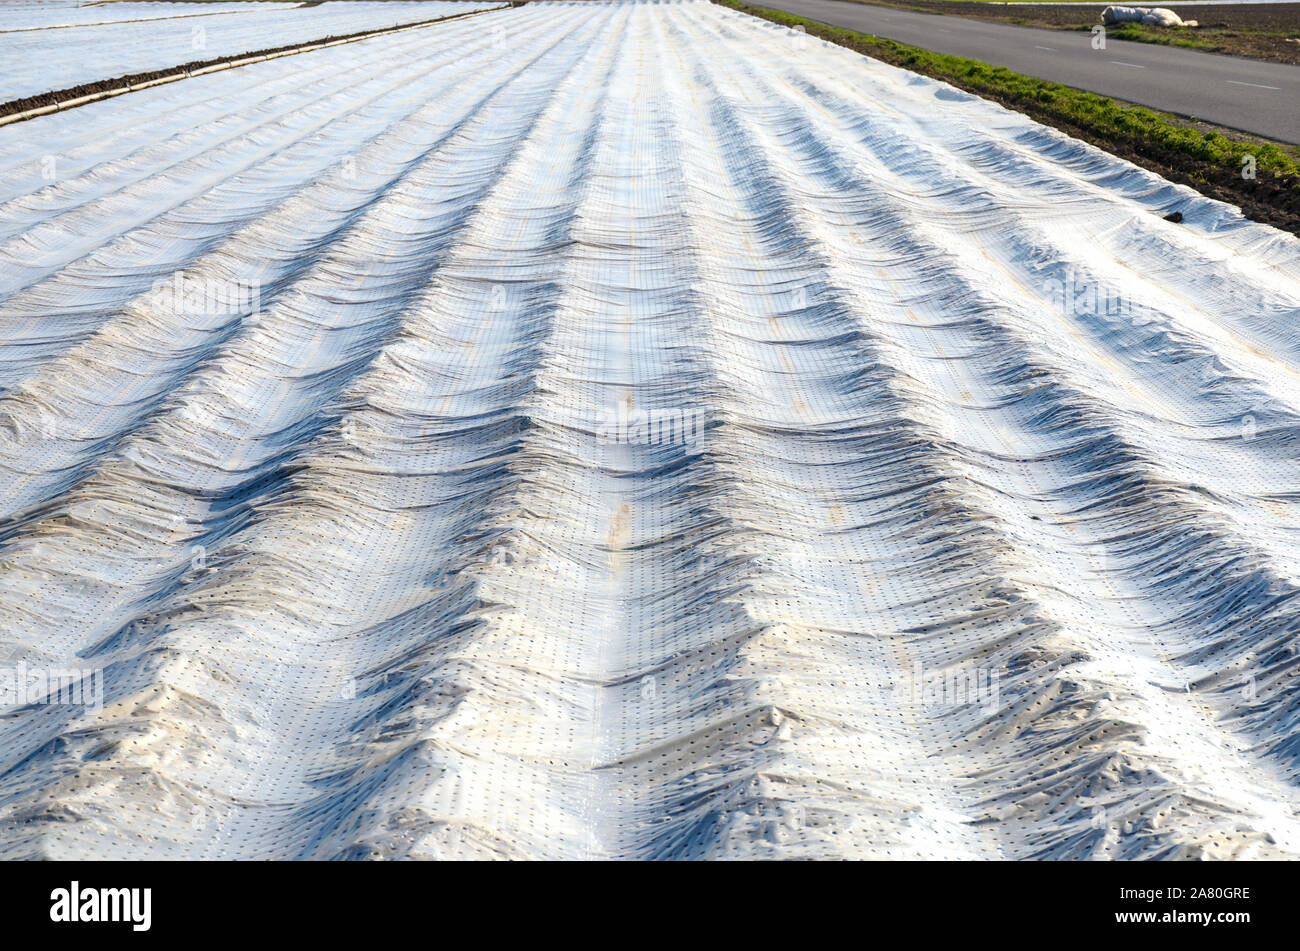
[{"left": 0, "top": 0, "right": 1298, "bottom": 859}]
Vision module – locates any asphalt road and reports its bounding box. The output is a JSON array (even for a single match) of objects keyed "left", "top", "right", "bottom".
[{"left": 765, "top": 0, "right": 1300, "bottom": 142}]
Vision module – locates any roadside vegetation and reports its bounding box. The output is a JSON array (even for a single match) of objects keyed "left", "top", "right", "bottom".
[
  {"left": 1101, "top": 22, "right": 1218, "bottom": 51},
  {"left": 835, "top": 0, "right": 1300, "bottom": 65},
  {"left": 717, "top": 0, "right": 1300, "bottom": 234}
]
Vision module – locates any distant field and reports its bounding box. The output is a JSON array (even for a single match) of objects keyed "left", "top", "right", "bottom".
[
  {"left": 937, "top": 0, "right": 1297, "bottom": 4},
  {"left": 840, "top": 0, "right": 1300, "bottom": 64}
]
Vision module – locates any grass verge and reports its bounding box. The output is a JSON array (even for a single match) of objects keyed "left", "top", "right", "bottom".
[
  {"left": 717, "top": 0, "right": 1300, "bottom": 235},
  {"left": 1101, "top": 23, "right": 1218, "bottom": 50}
]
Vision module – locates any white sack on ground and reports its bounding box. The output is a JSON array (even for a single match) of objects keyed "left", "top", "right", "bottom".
[{"left": 1102, "top": 5, "right": 1194, "bottom": 26}]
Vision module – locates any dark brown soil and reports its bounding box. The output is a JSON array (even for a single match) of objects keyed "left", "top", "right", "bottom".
[{"left": 870, "top": 0, "right": 1300, "bottom": 64}]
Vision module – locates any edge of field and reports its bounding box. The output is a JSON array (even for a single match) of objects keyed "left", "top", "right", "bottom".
[
  {"left": 719, "top": 0, "right": 1300, "bottom": 235},
  {"left": 0, "top": 3, "right": 514, "bottom": 124}
]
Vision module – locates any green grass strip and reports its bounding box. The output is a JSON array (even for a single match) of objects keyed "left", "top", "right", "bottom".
[{"left": 1097, "top": 23, "right": 1217, "bottom": 51}]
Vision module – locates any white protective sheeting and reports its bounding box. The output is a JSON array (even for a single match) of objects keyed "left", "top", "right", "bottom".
[
  {"left": 0, "top": 0, "right": 1299, "bottom": 860},
  {"left": 0, "top": 1, "right": 268, "bottom": 31},
  {"left": 0, "top": 1, "right": 500, "bottom": 101}
]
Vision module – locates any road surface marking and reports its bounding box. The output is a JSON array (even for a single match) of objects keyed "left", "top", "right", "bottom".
[
  {"left": 1034, "top": 45, "right": 1057, "bottom": 51},
  {"left": 1226, "top": 80, "right": 1281, "bottom": 90},
  {"left": 1109, "top": 61, "right": 1146, "bottom": 68}
]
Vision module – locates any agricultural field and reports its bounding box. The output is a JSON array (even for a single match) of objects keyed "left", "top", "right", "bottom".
[
  {"left": 0, "top": 0, "right": 500, "bottom": 100},
  {"left": 0, "top": 0, "right": 1298, "bottom": 864}
]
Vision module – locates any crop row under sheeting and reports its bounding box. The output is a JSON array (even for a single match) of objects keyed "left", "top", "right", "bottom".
[
  {"left": 0, "top": 0, "right": 1299, "bottom": 859},
  {"left": 0, "top": 1, "right": 500, "bottom": 102},
  {"left": 0, "top": 1, "right": 276, "bottom": 32}
]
